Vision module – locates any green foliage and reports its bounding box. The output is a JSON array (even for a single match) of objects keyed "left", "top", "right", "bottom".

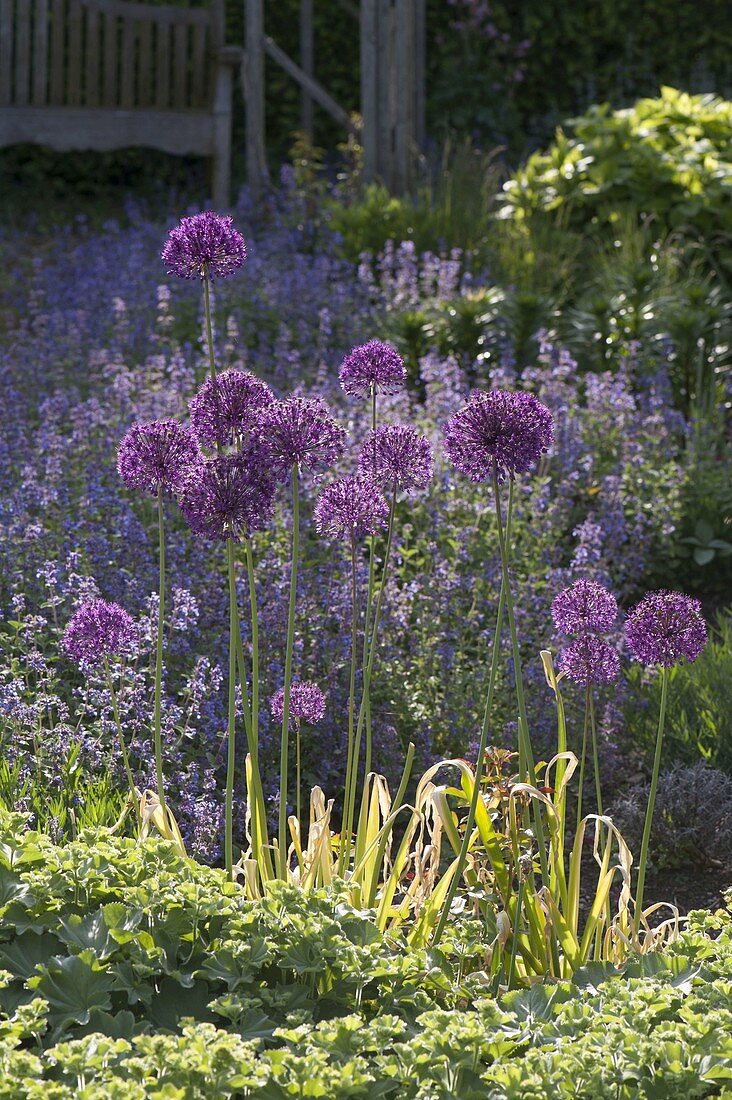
[
  {"left": 0, "top": 817, "right": 731, "bottom": 1097},
  {"left": 500, "top": 89, "right": 732, "bottom": 268},
  {"left": 623, "top": 612, "right": 732, "bottom": 774}
]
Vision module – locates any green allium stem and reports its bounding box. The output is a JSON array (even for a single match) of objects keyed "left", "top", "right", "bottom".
[
  {"left": 635, "top": 665, "right": 669, "bottom": 933},
  {"left": 203, "top": 271, "right": 217, "bottom": 383},
  {"left": 225, "top": 536, "right": 238, "bottom": 879},
  {"left": 154, "top": 488, "right": 168, "bottom": 825},
  {"left": 577, "top": 683, "right": 590, "bottom": 829},
  {"left": 104, "top": 659, "right": 138, "bottom": 819},
  {"left": 245, "top": 538, "right": 260, "bottom": 754},
  {"left": 362, "top": 384, "right": 378, "bottom": 780},
  {"left": 278, "top": 464, "right": 299, "bottom": 878},
  {"left": 339, "top": 532, "right": 360, "bottom": 877},
  {"left": 589, "top": 691, "right": 603, "bottom": 816}
]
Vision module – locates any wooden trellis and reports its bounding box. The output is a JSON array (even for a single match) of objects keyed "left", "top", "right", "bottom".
[{"left": 244, "top": 0, "right": 426, "bottom": 194}]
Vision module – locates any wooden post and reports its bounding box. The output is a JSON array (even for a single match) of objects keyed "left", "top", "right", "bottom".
[
  {"left": 360, "top": 0, "right": 377, "bottom": 183},
  {"left": 300, "top": 0, "right": 313, "bottom": 138},
  {"left": 414, "top": 0, "right": 426, "bottom": 150},
  {"left": 244, "top": 0, "right": 268, "bottom": 197}
]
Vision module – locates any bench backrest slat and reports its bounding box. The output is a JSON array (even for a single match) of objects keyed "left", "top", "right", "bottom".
[
  {"left": 102, "top": 4, "right": 117, "bottom": 106},
  {"left": 0, "top": 0, "right": 13, "bottom": 106},
  {"left": 49, "top": 0, "right": 66, "bottom": 103},
  {"left": 66, "top": 0, "right": 81, "bottom": 105},
  {"left": 119, "top": 13, "right": 134, "bottom": 106},
  {"left": 84, "top": 2, "right": 99, "bottom": 106},
  {"left": 32, "top": 0, "right": 49, "bottom": 104},
  {"left": 154, "top": 12, "right": 170, "bottom": 109},
  {"left": 14, "top": 0, "right": 31, "bottom": 106}
]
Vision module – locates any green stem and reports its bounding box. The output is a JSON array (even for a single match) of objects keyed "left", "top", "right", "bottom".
[
  {"left": 635, "top": 666, "right": 669, "bottom": 932},
  {"left": 245, "top": 538, "right": 260, "bottom": 754},
  {"left": 278, "top": 465, "right": 300, "bottom": 878},
  {"left": 589, "top": 691, "right": 603, "bottom": 817},
  {"left": 362, "top": 385, "right": 378, "bottom": 779},
  {"left": 203, "top": 271, "right": 217, "bottom": 382},
  {"left": 339, "top": 532, "right": 360, "bottom": 877},
  {"left": 104, "top": 660, "right": 138, "bottom": 819},
  {"left": 154, "top": 488, "right": 168, "bottom": 824},
  {"left": 295, "top": 719, "right": 302, "bottom": 829},
  {"left": 577, "top": 683, "right": 590, "bottom": 829},
  {"left": 225, "top": 536, "right": 238, "bottom": 879},
  {"left": 492, "top": 469, "right": 549, "bottom": 886}
]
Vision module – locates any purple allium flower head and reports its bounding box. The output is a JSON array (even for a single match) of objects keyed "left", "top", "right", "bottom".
[
  {"left": 270, "top": 681, "right": 326, "bottom": 725},
  {"left": 314, "top": 476, "right": 389, "bottom": 540},
  {"left": 552, "top": 579, "right": 618, "bottom": 636},
  {"left": 178, "top": 449, "right": 275, "bottom": 541},
  {"left": 339, "top": 339, "right": 407, "bottom": 398},
  {"left": 188, "top": 369, "right": 275, "bottom": 449},
  {"left": 161, "top": 212, "right": 247, "bottom": 280},
  {"left": 257, "top": 396, "right": 346, "bottom": 479},
  {"left": 443, "top": 389, "right": 554, "bottom": 482},
  {"left": 358, "top": 424, "right": 434, "bottom": 492},
  {"left": 62, "top": 599, "right": 138, "bottom": 666},
  {"left": 117, "top": 419, "right": 200, "bottom": 496},
  {"left": 559, "top": 636, "right": 621, "bottom": 685},
  {"left": 625, "top": 590, "right": 707, "bottom": 668}
]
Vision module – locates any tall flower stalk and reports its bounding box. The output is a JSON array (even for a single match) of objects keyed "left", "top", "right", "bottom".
[
  {"left": 153, "top": 486, "right": 168, "bottom": 824},
  {"left": 278, "top": 464, "right": 300, "bottom": 877}
]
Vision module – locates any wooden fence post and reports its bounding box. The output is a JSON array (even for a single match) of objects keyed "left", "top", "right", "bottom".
[
  {"left": 300, "top": 0, "right": 313, "bottom": 137},
  {"left": 244, "top": 0, "right": 268, "bottom": 196}
]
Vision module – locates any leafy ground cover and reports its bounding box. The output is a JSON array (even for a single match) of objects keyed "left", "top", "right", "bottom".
[{"left": 1, "top": 817, "right": 731, "bottom": 1099}]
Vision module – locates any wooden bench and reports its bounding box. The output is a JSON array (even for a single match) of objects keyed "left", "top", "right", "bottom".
[{"left": 0, "top": 0, "right": 238, "bottom": 206}]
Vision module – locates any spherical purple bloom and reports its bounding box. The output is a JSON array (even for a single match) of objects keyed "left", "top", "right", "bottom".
[
  {"left": 314, "top": 476, "right": 389, "bottom": 540},
  {"left": 625, "top": 590, "right": 707, "bottom": 668},
  {"left": 178, "top": 449, "right": 275, "bottom": 541},
  {"left": 62, "top": 599, "right": 138, "bottom": 666},
  {"left": 117, "top": 419, "right": 200, "bottom": 496},
  {"left": 559, "top": 637, "right": 621, "bottom": 686},
  {"left": 358, "top": 424, "right": 434, "bottom": 493},
  {"left": 270, "top": 681, "right": 326, "bottom": 726},
  {"left": 552, "top": 579, "right": 618, "bottom": 636},
  {"left": 162, "top": 211, "right": 247, "bottom": 280},
  {"left": 188, "top": 370, "right": 275, "bottom": 449},
  {"left": 257, "top": 397, "right": 346, "bottom": 479},
  {"left": 443, "top": 389, "right": 554, "bottom": 482},
  {"left": 339, "top": 339, "right": 407, "bottom": 398}
]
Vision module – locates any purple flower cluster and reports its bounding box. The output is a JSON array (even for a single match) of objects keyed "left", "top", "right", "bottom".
[
  {"left": 625, "top": 590, "right": 707, "bottom": 668},
  {"left": 552, "top": 579, "right": 618, "bottom": 635},
  {"left": 117, "top": 420, "right": 200, "bottom": 496},
  {"left": 339, "top": 340, "right": 407, "bottom": 398},
  {"left": 162, "top": 212, "right": 247, "bottom": 280},
  {"left": 443, "top": 389, "right": 554, "bottom": 483},
  {"left": 314, "top": 476, "right": 389, "bottom": 540},
  {"left": 178, "top": 452, "right": 275, "bottom": 542},
  {"left": 257, "top": 396, "right": 346, "bottom": 477},
  {"left": 62, "top": 599, "right": 138, "bottom": 667},
  {"left": 358, "top": 424, "right": 434, "bottom": 493},
  {"left": 559, "top": 636, "right": 620, "bottom": 686},
  {"left": 188, "top": 370, "right": 274, "bottom": 449},
  {"left": 270, "top": 681, "right": 326, "bottom": 725}
]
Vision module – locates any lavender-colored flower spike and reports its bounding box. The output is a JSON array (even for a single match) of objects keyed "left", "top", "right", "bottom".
[
  {"left": 258, "top": 396, "right": 346, "bottom": 479},
  {"left": 314, "top": 476, "right": 389, "bottom": 540},
  {"left": 339, "top": 339, "right": 407, "bottom": 398},
  {"left": 270, "top": 681, "right": 326, "bottom": 725},
  {"left": 189, "top": 370, "right": 275, "bottom": 449},
  {"left": 443, "top": 389, "right": 554, "bottom": 482},
  {"left": 625, "top": 590, "right": 707, "bottom": 668},
  {"left": 559, "top": 636, "right": 620, "bottom": 685},
  {"left": 62, "top": 599, "right": 138, "bottom": 666},
  {"left": 162, "top": 212, "right": 247, "bottom": 280},
  {"left": 552, "top": 579, "right": 618, "bottom": 636},
  {"left": 117, "top": 420, "right": 200, "bottom": 496},
  {"left": 178, "top": 450, "right": 275, "bottom": 541},
  {"left": 358, "top": 424, "right": 434, "bottom": 493}
]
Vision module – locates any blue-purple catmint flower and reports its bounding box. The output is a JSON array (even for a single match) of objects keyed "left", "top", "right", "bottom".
[
  {"left": 258, "top": 397, "right": 346, "bottom": 479},
  {"left": 62, "top": 599, "right": 138, "bottom": 666},
  {"left": 339, "top": 339, "right": 407, "bottom": 398},
  {"left": 552, "top": 579, "right": 618, "bottom": 636},
  {"left": 188, "top": 370, "right": 275, "bottom": 449},
  {"left": 624, "top": 590, "right": 707, "bottom": 668},
  {"left": 178, "top": 450, "right": 275, "bottom": 541},
  {"left": 559, "top": 636, "right": 620, "bottom": 685},
  {"left": 162, "top": 212, "right": 247, "bottom": 280},
  {"left": 358, "top": 424, "right": 434, "bottom": 493},
  {"left": 270, "top": 681, "right": 326, "bottom": 725},
  {"left": 117, "top": 419, "right": 200, "bottom": 496},
  {"left": 314, "top": 476, "right": 389, "bottom": 540},
  {"left": 443, "top": 389, "right": 554, "bottom": 482}
]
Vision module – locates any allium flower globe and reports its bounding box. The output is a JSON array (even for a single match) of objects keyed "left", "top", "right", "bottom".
[
  {"left": 258, "top": 397, "right": 346, "bottom": 479},
  {"left": 178, "top": 451, "right": 275, "bottom": 541},
  {"left": 443, "top": 389, "right": 554, "bottom": 482},
  {"left": 339, "top": 340, "right": 407, "bottom": 398},
  {"left": 117, "top": 420, "right": 200, "bottom": 496},
  {"left": 162, "top": 211, "right": 247, "bottom": 280},
  {"left": 189, "top": 370, "right": 275, "bottom": 448},
  {"left": 625, "top": 590, "right": 707, "bottom": 668},
  {"left": 270, "top": 681, "right": 326, "bottom": 725},
  {"left": 314, "top": 476, "right": 389, "bottom": 540},
  {"left": 63, "top": 599, "right": 138, "bottom": 666},
  {"left": 358, "top": 424, "right": 434, "bottom": 492},
  {"left": 559, "top": 637, "right": 620, "bottom": 685},
  {"left": 552, "top": 579, "right": 618, "bottom": 636}
]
